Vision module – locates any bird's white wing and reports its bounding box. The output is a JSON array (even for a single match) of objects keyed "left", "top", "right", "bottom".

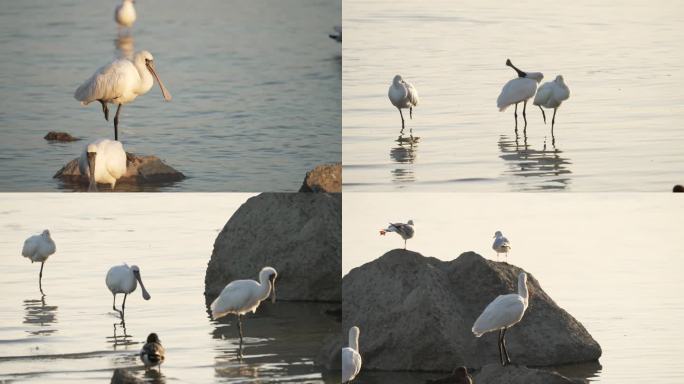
[
  {"left": 388, "top": 83, "right": 408, "bottom": 107},
  {"left": 472, "top": 293, "right": 526, "bottom": 336},
  {"left": 533, "top": 82, "right": 553, "bottom": 106},
  {"left": 21, "top": 235, "right": 39, "bottom": 258},
  {"left": 552, "top": 83, "right": 570, "bottom": 103},
  {"left": 497, "top": 78, "right": 537, "bottom": 111},
  {"left": 493, "top": 237, "right": 510, "bottom": 249},
  {"left": 210, "top": 279, "right": 259, "bottom": 318},
  {"left": 74, "top": 59, "right": 136, "bottom": 105},
  {"left": 406, "top": 83, "right": 419, "bottom": 107},
  {"left": 342, "top": 347, "right": 362, "bottom": 382}
]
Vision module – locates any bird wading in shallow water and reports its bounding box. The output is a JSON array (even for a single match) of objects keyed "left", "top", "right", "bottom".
[
  {"left": 22, "top": 230, "right": 56, "bottom": 295},
  {"left": 388, "top": 75, "right": 419, "bottom": 132},
  {"left": 105, "top": 264, "right": 151, "bottom": 319},
  {"left": 380, "top": 220, "right": 415, "bottom": 249},
  {"left": 342, "top": 326, "right": 362, "bottom": 383},
  {"left": 210, "top": 267, "right": 277, "bottom": 358},
  {"left": 140, "top": 332, "right": 165, "bottom": 371},
  {"left": 498, "top": 59, "right": 543, "bottom": 129},
  {"left": 472, "top": 272, "right": 529, "bottom": 366},
  {"left": 78, "top": 139, "right": 127, "bottom": 192},
  {"left": 533, "top": 75, "right": 570, "bottom": 139},
  {"left": 74, "top": 50, "right": 172, "bottom": 140}
]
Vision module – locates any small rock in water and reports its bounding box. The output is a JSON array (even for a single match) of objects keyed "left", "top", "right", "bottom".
[
  {"left": 299, "top": 163, "right": 341, "bottom": 192},
  {"left": 44, "top": 131, "right": 80, "bottom": 142},
  {"left": 673, "top": 185, "right": 683, "bottom": 192},
  {"left": 110, "top": 368, "right": 143, "bottom": 384}
]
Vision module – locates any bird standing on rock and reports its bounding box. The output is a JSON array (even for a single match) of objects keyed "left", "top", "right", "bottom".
[
  {"left": 492, "top": 231, "right": 511, "bottom": 262},
  {"left": 140, "top": 332, "right": 165, "bottom": 371},
  {"left": 380, "top": 220, "right": 415, "bottom": 249}
]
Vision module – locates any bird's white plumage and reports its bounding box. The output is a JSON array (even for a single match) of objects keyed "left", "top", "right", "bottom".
[
  {"left": 497, "top": 77, "right": 539, "bottom": 112},
  {"left": 533, "top": 75, "right": 570, "bottom": 109},
  {"left": 472, "top": 272, "right": 529, "bottom": 337},
  {"left": 22, "top": 230, "right": 56, "bottom": 263},
  {"left": 342, "top": 326, "right": 362, "bottom": 383},
  {"left": 211, "top": 267, "right": 277, "bottom": 320},
  {"left": 106, "top": 264, "right": 151, "bottom": 298},
  {"left": 492, "top": 231, "right": 511, "bottom": 254},
  {"left": 388, "top": 75, "right": 419, "bottom": 110},
  {"left": 78, "top": 139, "right": 127, "bottom": 189},
  {"left": 75, "top": 54, "right": 150, "bottom": 106},
  {"left": 383, "top": 220, "right": 415, "bottom": 240},
  {"left": 115, "top": 0, "right": 137, "bottom": 28}
]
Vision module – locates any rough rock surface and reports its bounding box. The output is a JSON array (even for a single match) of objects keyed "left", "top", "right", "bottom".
[
  {"left": 323, "top": 250, "right": 601, "bottom": 371},
  {"left": 110, "top": 368, "right": 143, "bottom": 384},
  {"left": 474, "top": 364, "right": 587, "bottom": 384},
  {"left": 54, "top": 152, "right": 185, "bottom": 186},
  {"left": 299, "top": 163, "right": 341, "bottom": 193},
  {"left": 204, "top": 193, "right": 341, "bottom": 303},
  {"left": 44, "top": 131, "right": 80, "bottom": 142}
]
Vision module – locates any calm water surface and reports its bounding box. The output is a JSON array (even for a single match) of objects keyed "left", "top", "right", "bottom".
[
  {"left": 343, "top": 193, "right": 684, "bottom": 383},
  {"left": 343, "top": 0, "right": 684, "bottom": 191},
  {"left": 0, "top": 194, "right": 338, "bottom": 383},
  {"left": 0, "top": 0, "right": 341, "bottom": 192}
]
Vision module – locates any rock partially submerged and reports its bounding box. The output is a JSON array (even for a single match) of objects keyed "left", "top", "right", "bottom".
[
  {"left": 204, "top": 193, "right": 341, "bottom": 303},
  {"left": 299, "top": 163, "right": 341, "bottom": 193},
  {"left": 54, "top": 152, "right": 185, "bottom": 186},
  {"left": 474, "top": 364, "right": 587, "bottom": 384},
  {"left": 44, "top": 131, "right": 80, "bottom": 142},
  {"left": 110, "top": 368, "right": 143, "bottom": 384},
  {"left": 323, "top": 250, "right": 601, "bottom": 371}
]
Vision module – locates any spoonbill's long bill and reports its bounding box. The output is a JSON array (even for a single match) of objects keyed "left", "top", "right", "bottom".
[
  {"left": 22, "top": 230, "right": 56, "bottom": 294},
  {"left": 75, "top": 50, "right": 172, "bottom": 140}
]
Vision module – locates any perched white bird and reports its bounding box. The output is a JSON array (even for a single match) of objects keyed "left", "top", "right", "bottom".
[
  {"left": 533, "top": 75, "right": 570, "bottom": 131},
  {"left": 210, "top": 267, "right": 278, "bottom": 355},
  {"left": 380, "top": 220, "right": 414, "bottom": 249},
  {"left": 115, "top": 0, "right": 137, "bottom": 29},
  {"left": 106, "top": 264, "right": 151, "bottom": 318},
  {"left": 472, "top": 272, "right": 529, "bottom": 366},
  {"left": 388, "top": 75, "right": 419, "bottom": 130},
  {"left": 498, "top": 60, "right": 543, "bottom": 127},
  {"left": 140, "top": 332, "right": 165, "bottom": 371},
  {"left": 22, "top": 230, "right": 56, "bottom": 293},
  {"left": 492, "top": 231, "right": 511, "bottom": 262},
  {"left": 75, "top": 50, "right": 172, "bottom": 140},
  {"left": 342, "top": 326, "right": 362, "bottom": 383},
  {"left": 78, "top": 139, "right": 127, "bottom": 191},
  {"left": 329, "top": 26, "right": 342, "bottom": 42}
]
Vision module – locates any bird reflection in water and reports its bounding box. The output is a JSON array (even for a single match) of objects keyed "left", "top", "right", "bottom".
[
  {"left": 107, "top": 320, "right": 136, "bottom": 349},
  {"left": 143, "top": 368, "right": 166, "bottom": 384},
  {"left": 23, "top": 296, "right": 58, "bottom": 336},
  {"left": 114, "top": 34, "right": 135, "bottom": 60},
  {"left": 390, "top": 133, "right": 419, "bottom": 184},
  {"left": 498, "top": 132, "right": 571, "bottom": 190}
]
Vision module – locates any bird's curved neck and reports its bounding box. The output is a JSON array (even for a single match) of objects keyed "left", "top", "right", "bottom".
[
  {"left": 133, "top": 56, "right": 153, "bottom": 94},
  {"left": 518, "top": 278, "right": 529, "bottom": 304},
  {"left": 349, "top": 331, "right": 359, "bottom": 351},
  {"left": 258, "top": 276, "right": 272, "bottom": 301}
]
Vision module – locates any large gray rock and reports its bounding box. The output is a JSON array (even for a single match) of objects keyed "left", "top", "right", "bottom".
[
  {"left": 299, "top": 163, "right": 341, "bottom": 193},
  {"left": 54, "top": 152, "right": 185, "bottom": 187},
  {"left": 474, "top": 364, "right": 587, "bottom": 384},
  {"left": 325, "top": 250, "right": 600, "bottom": 371},
  {"left": 204, "top": 193, "right": 341, "bottom": 303}
]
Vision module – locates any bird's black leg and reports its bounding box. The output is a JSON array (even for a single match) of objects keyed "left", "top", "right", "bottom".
[
  {"left": 502, "top": 327, "right": 511, "bottom": 366},
  {"left": 410, "top": 106, "right": 413, "bottom": 119},
  {"left": 237, "top": 314, "right": 244, "bottom": 358},
  {"left": 113, "top": 104, "right": 123, "bottom": 141},
  {"left": 112, "top": 293, "right": 123, "bottom": 316},
  {"left": 514, "top": 103, "right": 519, "bottom": 131},
  {"left": 100, "top": 100, "right": 109, "bottom": 121},
  {"left": 498, "top": 328, "right": 505, "bottom": 366},
  {"left": 399, "top": 108, "right": 405, "bottom": 130},
  {"left": 121, "top": 293, "right": 128, "bottom": 319},
  {"left": 551, "top": 108, "right": 557, "bottom": 130},
  {"left": 39, "top": 262, "right": 45, "bottom": 295},
  {"left": 522, "top": 100, "right": 528, "bottom": 127},
  {"left": 539, "top": 106, "right": 546, "bottom": 124}
]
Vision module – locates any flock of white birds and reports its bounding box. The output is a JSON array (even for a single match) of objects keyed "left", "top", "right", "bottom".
[{"left": 388, "top": 58, "right": 571, "bottom": 136}]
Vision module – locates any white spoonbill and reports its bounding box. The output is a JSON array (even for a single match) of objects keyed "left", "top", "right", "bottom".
[
  {"left": 388, "top": 75, "right": 419, "bottom": 130},
  {"left": 22, "top": 230, "right": 56, "bottom": 294},
  {"left": 106, "top": 264, "right": 151, "bottom": 318},
  {"left": 342, "top": 326, "right": 362, "bottom": 383},
  {"left": 380, "top": 220, "right": 414, "bottom": 249},
  {"left": 472, "top": 272, "right": 529, "bottom": 366},
  {"left": 115, "top": 0, "right": 137, "bottom": 29},
  {"left": 140, "top": 332, "right": 165, "bottom": 371},
  {"left": 533, "top": 75, "right": 570, "bottom": 132},
  {"left": 78, "top": 139, "right": 127, "bottom": 191},
  {"left": 497, "top": 60, "right": 543, "bottom": 127},
  {"left": 210, "top": 267, "right": 277, "bottom": 355},
  {"left": 492, "top": 231, "right": 511, "bottom": 262},
  {"left": 75, "top": 50, "right": 172, "bottom": 140}
]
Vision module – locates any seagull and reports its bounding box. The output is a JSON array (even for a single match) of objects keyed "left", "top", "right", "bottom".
[
  {"left": 472, "top": 272, "right": 529, "bottom": 366},
  {"left": 115, "top": 0, "right": 137, "bottom": 30},
  {"left": 498, "top": 59, "right": 543, "bottom": 128},
  {"left": 342, "top": 326, "right": 362, "bottom": 383},
  {"left": 210, "top": 267, "right": 277, "bottom": 357},
  {"left": 140, "top": 332, "right": 165, "bottom": 371},
  {"left": 105, "top": 264, "right": 151, "bottom": 319},
  {"left": 22, "top": 230, "right": 56, "bottom": 294},
  {"left": 380, "top": 220, "right": 414, "bottom": 249},
  {"left": 533, "top": 75, "right": 570, "bottom": 134},
  {"left": 492, "top": 231, "right": 511, "bottom": 262},
  {"left": 78, "top": 139, "right": 127, "bottom": 191},
  {"left": 388, "top": 75, "right": 419, "bottom": 131}
]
